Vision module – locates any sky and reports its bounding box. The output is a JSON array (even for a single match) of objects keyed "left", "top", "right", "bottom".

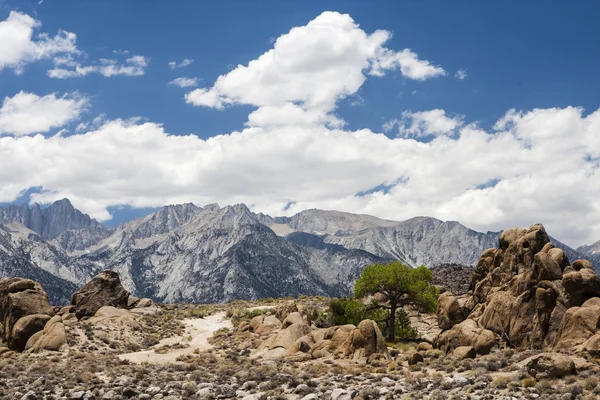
[{"left": 0, "top": 0, "right": 600, "bottom": 247}]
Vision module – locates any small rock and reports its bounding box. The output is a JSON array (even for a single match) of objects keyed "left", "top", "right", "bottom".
[
  {"left": 146, "top": 387, "right": 161, "bottom": 394},
  {"left": 331, "top": 388, "right": 352, "bottom": 400},
  {"left": 295, "top": 383, "right": 311, "bottom": 394},
  {"left": 70, "top": 392, "right": 86, "bottom": 400},
  {"left": 122, "top": 387, "right": 138, "bottom": 398},
  {"left": 21, "top": 391, "right": 37, "bottom": 400},
  {"left": 241, "top": 381, "right": 257, "bottom": 390},
  {"left": 408, "top": 352, "right": 424, "bottom": 365},
  {"left": 102, "top": 391, "right": 116, "bottom": 400}
]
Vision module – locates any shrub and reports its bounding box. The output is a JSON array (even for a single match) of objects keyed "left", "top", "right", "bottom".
[{"left": 328, "top": 298, "right": 417, "bottom": 340}]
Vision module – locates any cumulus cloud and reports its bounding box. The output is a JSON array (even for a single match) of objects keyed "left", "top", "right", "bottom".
[
  {"left": 0, "top": 91, "right": 88, "bottom": 136},
  {"left": 0, "top": 10, "right": 149, "bottom": 78},
  {"left": 1, "top": 106, "right": 600, "bottom": 246},
  {"left": 168, "top": 77, "right": 200, "bottom": 88},
  {"left": 48, "top": 55, "right": 149, "bottom": 78},
  {"left": 455, "top": 69, "right": 467, "bottom": 80},
  {"left": 0, "top": 11, "right": 78, "bottom": 74},
  {"left": 3, "top": 11, "right": 600, "bottom": 248},
  {"left": 384, "top": 109, "right": 464, "bottom": 138},
  {"left": 185, "top": 12, "right": 446, "bottom": 127},
  {"left": 169, "top": 59, "right": 193, "bottom": 70}
]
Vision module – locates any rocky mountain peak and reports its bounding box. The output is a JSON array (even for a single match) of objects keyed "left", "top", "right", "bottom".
[
  {"left": 578, "top": 239, "right": 600, "bottom": 256},
  {"left": 0, "top": 199, "right": 112, "bottom": 244},
  {"left": 286, "top": 208, "right": 399, "bottom": 236}
]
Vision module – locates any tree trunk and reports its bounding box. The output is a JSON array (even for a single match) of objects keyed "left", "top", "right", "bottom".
[{"left": 388, "top": 303, "right": 396, "bottom": 343}]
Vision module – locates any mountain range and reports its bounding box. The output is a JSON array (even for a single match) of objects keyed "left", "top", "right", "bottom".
[{"left": 1, "top": 199, "right": 599, "bottom": 304}]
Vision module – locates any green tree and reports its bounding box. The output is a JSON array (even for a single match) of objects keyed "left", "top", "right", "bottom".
[{"left": 354, "top": 261, "right": 438, "bottom": 342}]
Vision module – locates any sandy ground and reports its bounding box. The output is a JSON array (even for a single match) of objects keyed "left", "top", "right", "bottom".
[
  {"left": 118, "top": 311, "right": 231, "bottom": 364},
  {"left": 247, "top": 305, "right": 276, "bottom": 311}
]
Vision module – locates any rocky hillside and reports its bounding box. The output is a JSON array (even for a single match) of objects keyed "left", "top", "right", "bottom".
[
  {"left": 0, "top": 199, "right": 598, "bottom": 304},
  {"left": 0, "top": 227, "right": 78, "bottom": 304},
  {"left": 431, "top": 263, "right": 473, "bottom": 295}
]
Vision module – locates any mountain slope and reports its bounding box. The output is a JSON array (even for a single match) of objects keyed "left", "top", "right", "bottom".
[
  {"left": 1, "top": 199, "right": 598, "bottom": 303},
  {"left": 0, "top": 227, "right": 78, "bottom": 305},
  {"left": 84, "top": 204, "right": 385, "bottom": 303}
]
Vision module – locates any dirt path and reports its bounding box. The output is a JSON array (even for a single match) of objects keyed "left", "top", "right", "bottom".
[{"left": 118, "top": 311, "right": 231, "bottom": 364}]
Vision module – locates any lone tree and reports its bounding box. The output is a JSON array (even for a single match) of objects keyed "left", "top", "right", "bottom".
[{"left": 354, "top": 261, "right": 438, "bottom": 342}]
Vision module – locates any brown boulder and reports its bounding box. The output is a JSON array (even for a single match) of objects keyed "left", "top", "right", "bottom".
[
  {"left": 336, "top": 320, "right": 388, "bottom": 363},
  {"left": 416, "top": 342, "right": 433, "bottom": 352},
  {"left": 287, "top": 335, "right": 313, "bottom": 354},
  {"left": 453, "top": 346, "right": 476, "bottom": 359},
  {"left": 562, "top": 267, "right": 600, "bottom": 306},
  {"left": 553, "top": 297, "right": 600, "bottom": 351},
  {"left": 10, "top": 314, "right": 51, "bottom": 351},
  {"left": 249, "top": 315, "right": 265, "bottom": 331},
  {"left": 533, "top": 252, "right": 562, "bottom": 281},
  {"left": 548, "top": 248, "right": 569, "bottom": 270},
  {"left": 435, "top": 319, "right": 496, "bottom": 355},
  {"left": 272, "top": 323, "right": 311, "bottom": 350},
  {"left": 71, "top": 270, "right": 130, "bottom": 319},
  {"left": 30, "top": 315, "right": 67, "bottom": 352},
  {"left": 581, "top": 333, "right": 600, "bottom": 357},
  {"left": 282, "top": 312, "right": 305, "bottom": 328},
  {"left": 408, "top": 352, "right": 423, "bottom": 365},
  {"left": 437, "top": 292, "right": 469, "bottom": 330},
  {"left": 136, "top": 298, "right": 154, "bottom": 308},
  {"left": 0, "top": 277, "right": 55, "bottom": 351},
  {"left": 325, "top": 324, "right": 355, "bottom": 349},
  {"left": 357, "top": 319, "right": 387, "bottom": 356},
  {"left": 526, "top": 353, "right": 576, "bottom": 379}
]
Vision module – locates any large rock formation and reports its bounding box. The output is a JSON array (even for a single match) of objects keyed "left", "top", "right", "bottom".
[
  {"left": 436, "top": 224, "right": 600, "bottom": 355},
  {"left": 0, "top": 277, "right": 56, "bottom": 351},
  {"left": 250, "top": 303, "right": 389, "bottom": 365},
  {"left": 71, "top": 270, "right": 130, "bottom": 319}
]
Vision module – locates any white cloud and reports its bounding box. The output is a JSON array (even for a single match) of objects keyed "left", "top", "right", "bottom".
[
  {"left": 455, "top": 69, "right": 467, "bottom": 80},
  {"left": 370, "top": 48, "right": 446, "bottom": 80},
  {"left": 384, "top": 109, "right": 464, "bottom": 138},
  {"left": 0, "top": 11, "right": 78, "bottom": 74},
  {"left": 185, "top": 12, "right": 446, "bottom": 127},
  {"left": 3, "top": 11, "right": 600, "bottom": 248},
  {"left": 0, "top": 91, "right": 88, "bottom": 136},
  {"left": 48, "top": 55, "right": 149, "bottom": 78},
  {"left": 168, "top": 77, "right": 200, "bottom": 88},
  {"left": 0, "top": 10, "right": 148, "bottom": 78},
  {"left": 2, "top": 106, "right": 600, "bottom": 247},
  {"left": 169, "top": 59, "right": 193, "bottom": 70}
]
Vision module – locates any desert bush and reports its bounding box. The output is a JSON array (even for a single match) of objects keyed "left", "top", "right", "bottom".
[{"left": 329, "top": 298, "right": 417, "bottom": 340}]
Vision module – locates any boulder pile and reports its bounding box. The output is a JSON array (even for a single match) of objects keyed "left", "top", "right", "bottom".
[
  {"left": 0, "top": 270, "right": 156, "bottom": 353},
  {"left": 246, "top": 302, "right": 389, "bottom": 365},
  {"left": 435, "top": 223, "right": 600, "bottom": 356},
  {"left": 0, "top": 277, "right": 67, "bottom": 352}
]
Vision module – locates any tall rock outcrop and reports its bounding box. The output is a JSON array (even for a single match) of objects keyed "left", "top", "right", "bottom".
[
  {"left": 71, "top": 270, "right": 130, "bottom": 319},
  {"left": 0, "top": 277, "right": 55, "bottom": 351},
  {"left": 436, "top": 224, "right": 600, "bottom": 354}
]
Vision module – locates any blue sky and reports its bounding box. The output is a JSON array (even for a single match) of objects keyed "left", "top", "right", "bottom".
[
  {"left": 3, "top": 0, "right": 599, "bottom": 137},
  {"left": 1, "top": 1, "right": 600, "bottom": 245}
]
